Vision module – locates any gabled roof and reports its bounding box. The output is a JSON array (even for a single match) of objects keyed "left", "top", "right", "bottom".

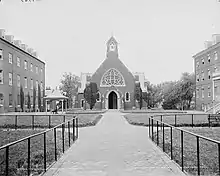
[{"left": 106, "top": 36, "right": 118, "bottom": 45}]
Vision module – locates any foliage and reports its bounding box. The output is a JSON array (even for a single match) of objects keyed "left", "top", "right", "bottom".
[
  {"left": 83, "top": 82, "right": 98, "bottom": 110},
  {"left": 20, "top": 86, "right": 24, "bottom": 112},
  {"left": 27, "top": 92, "right": 31, "bottom": 111},
  {"left": 59, "top": 72, "right": 80, "bottom": 108},
  {"left": 38, "top": 84, "right": 41, "bottom": 111},
  {"left": 33, "top": 87, "right": 36, "bottom": 112},
  {"left": 134, "top": 82, "right": 143, "bottom": 109}
]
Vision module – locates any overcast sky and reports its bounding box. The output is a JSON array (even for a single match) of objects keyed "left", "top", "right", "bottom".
[{"left": 0, "top": 0, "right": 220, "bottom": 88}]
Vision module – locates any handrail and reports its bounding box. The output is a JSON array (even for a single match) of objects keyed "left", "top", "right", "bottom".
[{"left": 0, "top": 116, "right": 77, "bottom": 150}]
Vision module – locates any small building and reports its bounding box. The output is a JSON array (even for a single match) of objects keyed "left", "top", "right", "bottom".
[
  {"left": 75, "top": 36, "right": 148, "bottom": 110},
  {"left": 0, "top": 29, "right": 45, "bottom": 112}
]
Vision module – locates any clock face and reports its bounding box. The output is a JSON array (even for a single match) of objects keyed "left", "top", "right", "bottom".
[{"left": 109, "top": 42, "right": 116, "bottom": 51}]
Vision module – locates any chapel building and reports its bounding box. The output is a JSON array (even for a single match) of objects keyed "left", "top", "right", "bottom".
[{"left": 75, "top": 37, "right": 148, "bottom": 110}]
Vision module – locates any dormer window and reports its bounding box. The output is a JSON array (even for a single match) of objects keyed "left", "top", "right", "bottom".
[
  {"left": 214, "top": 51, "right": 218, "bottom": 60},
  {"left": 202, "top": 58, "right": 205, "bottom": 64},
  {"left": 208, "top": 54, "right": 211, "bottom": 63}
]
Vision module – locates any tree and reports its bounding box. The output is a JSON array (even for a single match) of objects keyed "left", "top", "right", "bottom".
[
  {"left": 27, "top": 92, "right": 31, "bottom": 111},
  {"left": 20, "top": 86, "right": 24, "bottom": 112},
  {"left": 59, "top": 72, "right": 80, "bottom": 109},
  {"left": 83, "top": 82, "right": 98, "bottom": 110},
  {"left": 134, "top": 82, "right": 143, "bottom": 109},
  {"left": 38, "top": 84, "right": 41, "bottom": 111},
  {"left": 33, "top": 87, "right": 36, "bottom": 112}
]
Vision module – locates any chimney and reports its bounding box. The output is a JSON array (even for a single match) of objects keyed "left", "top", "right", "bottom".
[
  {"left": 27, "top": 48, "right": 34, "bottom": 54},
  {"left": 20, "top": 43, "right": 28, "bottom": 51},
  {"left": 204, "top": 41, "right": 213, "bottom": 49},
  {"left": 32, "top": 51, "right": 38, "bottom": 57},
  {"left": 0, "top": 29, "right": 5, "bottom": 38},
  {"left": 212, "top": 34, "right": 220, "bottom": 45},
  {"left": 5, "top": 35, "right": 14, "bottom": 44},
  {"left": 14, "top": 40, "right": 21, "bottom": 47}
]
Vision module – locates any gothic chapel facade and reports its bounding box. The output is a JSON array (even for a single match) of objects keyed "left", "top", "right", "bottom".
[{"left": 76, "top": 37, "right": 148, "bottom": 110}]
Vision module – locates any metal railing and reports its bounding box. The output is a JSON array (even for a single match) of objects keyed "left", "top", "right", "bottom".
[
  {"left": 0, "top": 115, "right": 78, "bottom": 176},
  {"left": 149, "top": 114, "right": 220, "bottom": 175}
]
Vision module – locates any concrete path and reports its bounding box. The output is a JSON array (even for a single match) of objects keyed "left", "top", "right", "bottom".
[{"left": 44, "top": 110, "right": 185, "bottom": 176}]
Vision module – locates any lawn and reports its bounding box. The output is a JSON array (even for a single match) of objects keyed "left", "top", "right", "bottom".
[
  {"left": 0, "top": 113, "right": 103, "bottom": 128},
  {"left": 124, "top": 113, "right": 209, "bottom": 127},
  {"left": 152, "top": 127, "right": 220, "bottom": 175}
]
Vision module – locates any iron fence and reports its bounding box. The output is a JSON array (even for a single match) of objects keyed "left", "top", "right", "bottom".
[
  {"left": 0, "top": 115, "right": 78, "bottom": 176},
  {"left": 149, "top": 114, "right": 220, "bottom": 175}
]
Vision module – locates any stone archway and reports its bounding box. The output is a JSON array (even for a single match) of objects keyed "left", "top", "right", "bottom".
[{"left": 108, "top": 91, "right": 117, "bottom": 109}]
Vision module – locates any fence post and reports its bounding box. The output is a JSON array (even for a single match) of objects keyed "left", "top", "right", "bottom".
[
  {"left": 54, "top": 128, "right": 57, "bottom": 161},
  {"left": 76, "top": 118, "right": 79, "bottom": 139},
  {"left": 175, "top": 114, "right": 177, "bottom": 127},
  {"left": 192, "top": 114, "right": 194, "bottom": 128},
  {"left": 149, "top": 118, "right": 151, "bottom": 138},
  {"left": 5, "top": 146, "right": 9, "bottom": 176},
  {"left": 68, "top": 121, "right": 70, "bottom": 147},
  {"left": 48, "top": 115, "right": 51, "bottom": 129},
  {"left": 208, "top": 114, "right": 211, "bottom": 128},
  {"left": 32, "top": 115, "right": 34, "bottom": 130},
  {"left": 157, "top": 121, "right": 159, "bottom": 146},
  {"left": 170, "top": 126, "right": 173, "bottom": 160},
  {"left": 163, "top": 123, "right": 165, "bottom": 152},
  {"left": 151, "top": 119, "right": 154, "bottom": 142},
  {"left": 181, "top": 130, "right": 184, "bottom": 172},
  {"left": 218, "top": 143, "right": 220, "bottom": 176},
  {"left": 44, "top": 132, "right": 47, "bottom": 172},
  {"left": 15, "top": 115, "right": 17, "bottom": 130},
  {"left": 63, "top": 115, "right": 66, "bottom": 123},
  {"left": 73, "top": 118, "right": 75, "bottom": 141},
  {"left": 62, "top": 123, "right": 65, "bottom": 153},
  {"left": 161, "top": 115, "right": 163, "bottom": 130},
  {"left": 197, "top": 136, "right": 200, "bottom": 175},
  {"left": 27, "top": 138, "right": 31, "bottom": 176}
]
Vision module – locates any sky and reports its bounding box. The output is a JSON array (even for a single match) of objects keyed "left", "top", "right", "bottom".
[{"left": 0, "top": 0, "right": 220, "bottom": 88}]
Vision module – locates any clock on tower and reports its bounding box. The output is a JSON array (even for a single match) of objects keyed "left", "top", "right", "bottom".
[{"left": 109, "top": 42, "right": 116, "bottom": 51}]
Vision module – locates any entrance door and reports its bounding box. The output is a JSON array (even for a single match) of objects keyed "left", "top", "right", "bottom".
[{"left": 108, "top": 91, "right": 117, "bottom": 109}]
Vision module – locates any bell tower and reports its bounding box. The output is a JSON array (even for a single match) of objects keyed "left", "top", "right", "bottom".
[{"left": 106, "top": 36, "right": 118, "bottom": 58}]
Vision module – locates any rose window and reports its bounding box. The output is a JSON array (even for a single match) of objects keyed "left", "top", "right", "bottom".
[{"left": 100, "top": 68, "right": 125, "bottom": 87}]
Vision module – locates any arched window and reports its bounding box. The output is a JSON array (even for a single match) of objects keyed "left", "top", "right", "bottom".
[
  {"left": 125, "top": 92, "right": 130, "bottom": 102},
  {"left": 100, "top": 68, "right": 125, "bottom": 87},
  {"left": 97, "top": 92, "right": 101, "bottom": 102}
]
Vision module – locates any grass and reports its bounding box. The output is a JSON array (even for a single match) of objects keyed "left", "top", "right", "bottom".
[
  {"left": 0, "top": 113, "right": 103, "bottom": 128},
  {"left": 152, "top": 127, "right": 220, "bottom": 175},
  {"left": 0, "top": 113, "right": 103, "bottom": 175},
  {"left": 124, "top": 113, "right": 210, "bottom": 127}
]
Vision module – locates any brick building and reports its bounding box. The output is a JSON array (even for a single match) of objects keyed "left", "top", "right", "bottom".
[
  {"left": 75, "top": 37, "right": 148, "bottom": 110},
  {"left": 0, "top": 29, "right": 45, "bottom": 112},
  {"left": 193, "top": 34, "right": 220, "bottom": 111}
]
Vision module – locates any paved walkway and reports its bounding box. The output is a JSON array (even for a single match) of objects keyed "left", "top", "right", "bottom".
[{"left": 44, "top": 110, "right": 185, "bottom": 176}]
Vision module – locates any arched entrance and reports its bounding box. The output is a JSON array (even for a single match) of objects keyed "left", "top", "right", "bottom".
[{"left": 108, "top": 91, "right": 117, "bottom": 109}]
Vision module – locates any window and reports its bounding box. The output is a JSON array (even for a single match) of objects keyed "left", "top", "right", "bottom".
[
  {"left": 196, "top": 74, "right": 199, "bottom": 82},
  {"left": 24, "top": 77, "right": 27, "bottom": 88},
  {"left": 36, "top": 66, "right": 38, "bottom": 74},
  {"left": 0, "top": 49, "right": 3, "bottom": 60},
  {"left": 17, "top": 94, "right": 20, "bottom": 106},
  {"left": 0, "top": 70, "right": 3, "bottom": 84},
  {"left": 24, "top": 60, "right": 28, "bottom": 70},
  {"left": 196, "top": 88, "right": 199, "bottom": 98},
  {"left": 81, "top": 99, "right": 84, "bottom": 108},
  {"left": 125, "top": 92, "right": 130, "bottom": 102},
  {"left": 100, "top": 68, "right": 126, "bottom": 87},
  {"left": 17, "top": 57, "right": 20, "bottom": 67},
  {"left": 207, "top": 54, "right": 211, "bottom": 63},
  {"left": 17, "top": 75, "right": 20, "bottom": 87},
  {"left": 36, "top": 81, "right": 38, "bottom": 92},
  {"left": 202, "top": 71, "right": 204, "bottom": 81},
  {"left": 196, "top": 61, "right": 199, "bottom": 68},
  {"left": 9, "top": 73, "right": 12, "bottom": 86},
  {"left": 9, "top": 94, "right": 12, "bottom": 106},
  {"left": 208, "top": 69, "right": 211, "bottom": 79},
  {"left": 9, "top": 53, "right": 12, "bottom": 64},
  {"left": 202, "top": 87, "right": 204, "bottom": 98},
  {"left": 208, "top": 86, "right": 211, "bottom": 97},
  {"left": 40, "top": 82, "right": 43, "bottom": 91},
  {"left": 214, "top": 51, "right": 218, "bottom": 60},
  {"left": 30, "top": 63, "right": 33, "bottom": 72},
  {"left": 0, "top": 93, "right": 3, "bottom": 106},
  {"left": 202, "top": 58, "right": 205, "bottom": 64},
  {"left": 97, "top": 92, "right": 101, "bottom": 102},
  {"left": 31, "top": 79, "right": 33, "bottom": 89},
  {"left": 25, "top": 94, "right": 28, "bottom": 106}
]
